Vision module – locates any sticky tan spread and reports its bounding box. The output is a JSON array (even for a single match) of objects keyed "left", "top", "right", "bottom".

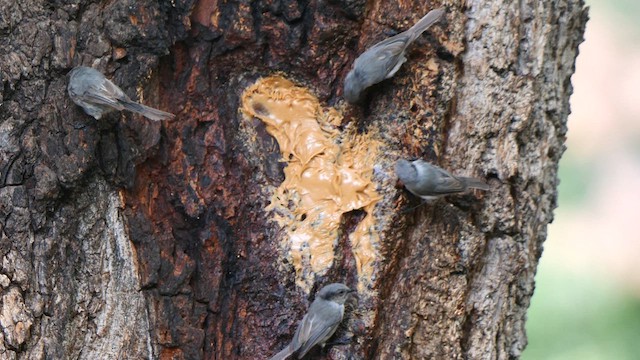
[{"left": 240, "top": 76, "right": 380, "bottom": 291}]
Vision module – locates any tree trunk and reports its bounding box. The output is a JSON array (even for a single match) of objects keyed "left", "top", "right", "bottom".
[{"left": 0, "top": 0, "right": 587, "bottom": 359}]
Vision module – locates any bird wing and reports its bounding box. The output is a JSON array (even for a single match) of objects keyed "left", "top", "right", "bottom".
[
  {"left": 432, "top": 167, "right": 466, "bottom": 194},
  {"left": 295, "top": 313, "right": 341, "bottom": 358},
  {"left": 351, "top": 34, "right": 409, "bottom": 88},
  {"left": 368, "top": 36, "right": 410, "bottom": 72},
  {"left": 291, "top": 303, "right": 342, "bottom": 358},
  {"left": 80, "top": 79, "right": 129, "bottom": 110},
  {"left": 411, "top": 160, "right": 466, "bottom": 195},
  {"left": 371, "top": 32, "right": 411, "bottom": 53}
]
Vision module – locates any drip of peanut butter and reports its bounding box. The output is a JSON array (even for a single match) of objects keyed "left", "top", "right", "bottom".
[{"left": 240, "top": 76, "right": 380, "bottom": 292}]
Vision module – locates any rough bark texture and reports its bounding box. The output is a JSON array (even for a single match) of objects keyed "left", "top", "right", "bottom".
[{"left": 0, "top": 0, "right": 587, "bottom": 359}]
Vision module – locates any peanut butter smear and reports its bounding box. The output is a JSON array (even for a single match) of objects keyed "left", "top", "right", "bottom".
[{"left": 240, "top": 76, "right": 381, "bottom": 292}]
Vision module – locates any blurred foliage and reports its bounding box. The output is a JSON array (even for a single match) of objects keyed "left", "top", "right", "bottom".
[
  {"left": 597, "top": 0, "right": 640, "bottom": 18},
  {"left": 556, "top": 155, "right": 593, "bottom": 207},
  {"left": 592, "top": 0, "right": 640, "bottom": 39},
  {"left": 523, "top": 259, "right": 640, "bottom": 360}
]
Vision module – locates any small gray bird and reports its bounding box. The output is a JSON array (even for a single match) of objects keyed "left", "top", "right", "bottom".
[
  {"left": 395, "top": 159, "right": 490, "bottom": 201},
  {"left": 270, "top": 283, "right": 355, "bottom": 360},
  {"left": 68, "top": 66, "right": 175, "bottom": 121},
  {"left": 343, "top": 8, "right": 445, "bottom": 103}
]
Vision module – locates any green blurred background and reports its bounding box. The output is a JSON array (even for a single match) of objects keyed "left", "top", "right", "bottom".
[{"left": 523, "top": 1, "right": 640, "bottom": 359}]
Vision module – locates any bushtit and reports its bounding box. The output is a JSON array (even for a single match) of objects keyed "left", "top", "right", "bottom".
[
  {"left": 67, "top": 66, "right": 175, "bottom": 121},
  {"left": 270, "top": 283, "right": 355, "bottom": 360},
  {"left": 395, "top": 159, "right": 489, "bottom": 201},
  {"left": 343, "top": 8, "right": 445, "bottom": 103}
]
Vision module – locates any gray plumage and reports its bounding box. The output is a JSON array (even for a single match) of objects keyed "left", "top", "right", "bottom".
[
  {"left": 68, "top": 66, "right": 175, "bottom": 121},
  {"left": 344, "top": 8, "right": 445, "bottom": 103},
  {"left": 395, "top": 159, "right": 489, "bottom": 201},
  {"left": 270, "top": 283, "right": 354, "bottom": 360}
]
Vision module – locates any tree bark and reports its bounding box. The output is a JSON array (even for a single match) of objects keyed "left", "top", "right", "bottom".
[{"left": 0, "top": 0, "right": 587, "bottom": 359}]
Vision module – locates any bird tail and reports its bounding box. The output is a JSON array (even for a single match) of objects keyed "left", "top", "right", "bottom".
[
  {"left": 408, "top": 8, "right": 445, "bottom": 43},
  {"left": 120, "top": 100, "right": 176, "bottom": 121},
  {"left": 460, "top": 177, "right": 491, "bottom": 191}
]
